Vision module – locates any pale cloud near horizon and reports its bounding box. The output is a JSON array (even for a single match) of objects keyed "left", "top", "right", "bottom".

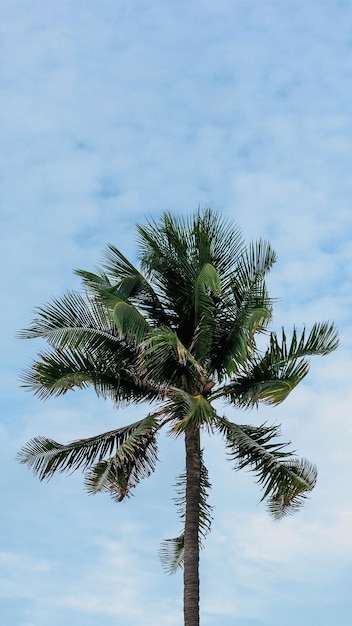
[{"left": 1, "top": 1, "right": 352, "bottom": 625}]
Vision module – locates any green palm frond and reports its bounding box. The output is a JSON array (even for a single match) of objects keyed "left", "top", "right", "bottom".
[
  {"left": 140, "top": 327, "right": 207, "bottom": 389},
  {"left": 84, "top": 418, "right": 159, "bottom": 501},
  {"left": 206, "top": 279, "right": 272, "bottom": 381},
  {"left": 19, "top": 345, "right": 156, "bottom": 404},
  {"left": 137, "top": 215, "right": 196, "bottom": 327},
  {"left": 18, "top": 292, "right": 122, "bottom": 354},
  {"left": 74, "top": 269, "right": 113, "bottom": 296},
  {"left": 230, "top": 241, "right": 275, "bottom": 325},
  {"left": 137, "top": 210, "right": 245, "bottom": 340},
  {"left": 266, "top": 458, "right": 317, "bottom": 519},
  {"left": 159, "top": 452, "right": 213, "bottom": 574},
  {"left": 75, "top": 270, "right": 141, "bottom": 312},
  {"left": 222, "top": 361, "right": 309, "bottom": 408},
  {"left": 113, "top": 301, "right": 150, "bottom": 344},
  {"left": 20, "top": 350, "right": 95, "bottom": 398},
  {"left": 273, "top": 322, "right": 339, "bottom": 359},
  {"left": 191, "top": 209, "right": 244, "bottom": 281},
  {"left": 194, "top": 263, "right": 222, "bottom": 328},
  {"left": 219, "top": 322, "right": 339, "bottom": 407},
  {"left": 235, "top": 239, "right": 277, "bottom": 286},
  {"left": 76, "top": 246, "right": 169, "bottom": 326},
  {"left": 17, "top": 414, "right": 159, "bottom": 486},
  {"left": 165, "top": 390, "right": 216, "bottom": 436},
  {"left": 216, "top": 416, "right": 317, "bottom": 518},
  {"left": 192, "top": 263, "right": 222, "bottom": 363},
  {"left": 102, "top": 244, "right": 150, "bottom": 286},
  {"left": 76, "top": 267, "right": 141, "bottom": 303},
  {"left": 102, "top": 245, "right": 170, "bottom": 324}
]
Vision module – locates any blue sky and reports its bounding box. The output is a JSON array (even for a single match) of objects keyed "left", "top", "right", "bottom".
[{"left": 1, "top": 1, "right": 352, "bottom": 624}]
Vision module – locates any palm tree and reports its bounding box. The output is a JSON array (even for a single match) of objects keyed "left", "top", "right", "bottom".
[{"left": 18, "top": 209, "right": 338, "bottom": 626}]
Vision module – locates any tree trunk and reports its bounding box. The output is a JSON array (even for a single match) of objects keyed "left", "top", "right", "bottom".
[{"left": 184, "top": 427, "right": 201, "bottom": 626}]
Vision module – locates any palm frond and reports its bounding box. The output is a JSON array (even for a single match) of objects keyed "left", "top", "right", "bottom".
[
  {"left": 235, "top": 239, "right": 277, "bottom": 286},
  {"left": 17, "top": 414, "right": 159, "bottom": 488},
  {"left": 137, "top": 215, "right": 196, "bottom": 330},
  {"left": 137, "top": 210, "right": 246, "bottom": 345},
  {"left": 74, "top": 269, "right": 113, "bottom": 296},
  {"left": 159, "top": 452, "right": 212, "bottom": 574},
  {"left": 75, "top": 269, "right": 142, "bottom": 312},
  {"left": 159, "top": 534, "right": 185, "bottom": 575},
  {"left": 274, "top": 323, "right": 339, "bottom": 359},
  {"left": 84, "top": 417, "right": 159, "bottom": 501},
  {"left": 216, "top": 416, "right": 317, "bottom": 518},
  {"left": 165, "top": 390, "right": 216, "bottom": 436},
  {"left": 140, "top": 328, "right": 207, "bottom": 390},
  {"left": 113, "top": 301, "right": 150, "bottom": 344},
  {"left": 220, "top": 362, "right": 309, "bottom": 408},
  {"left": 102, "top": 244, "right": 148, "bottom": 284},
  {"left": 219, "top": 322, "right": 339, "bottom": 407},
  {"left": 192, "top": 262, "right": 222, "bottom": 363},
  {"left": 194, "top": 263, "right": 222, "bottom": 328},
  {"left": 19, "top": 344, "right": 157, "bottom": 404},
  {"left": 191, "top": 209, "right": 245, "bottom": 280},
  {"left": 101, "top": 245, "right": 170, "bottom": 325},
  {"left": 76, "top": 246, "right": 169, "bottom": 327},
  {"left": 266, "top": 458, "right": 317, "bottom": 519},
  {"left": 18, "top": 291, "right": 123, "bottom": 354},
  {"left": 206, "top": 281, "right": 272, "bottom": 381},
  {"left": 76, "top": 267, "right": 142, "bottom": 303},
  {"left": 20, "top": 350, "right": 94, "bottom": 398}
]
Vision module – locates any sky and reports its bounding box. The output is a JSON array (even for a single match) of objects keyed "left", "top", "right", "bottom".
[{"left": 1, "top": 1, "right": 352, "bottom": 624}]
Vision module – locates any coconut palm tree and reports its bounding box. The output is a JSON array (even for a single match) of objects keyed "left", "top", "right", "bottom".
[{"left": 18, "top": 209, "right": 338, "bottom": 626}]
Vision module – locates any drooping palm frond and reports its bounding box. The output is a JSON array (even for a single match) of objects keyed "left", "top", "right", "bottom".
[
  {"left": 20, "top": 349, "right": 96, "bottom": 399},
  {"left": 176, "top": 453, "right": 213, "bottom": 540},
  {"left": 159, "top": 452, "right": 213, "bottom": 574},
  {"left": 265, "top": 458, "right": 317, "bottom": 519},
  {"left": 84, "top": 417, "right": 159, "bottom": 501},
  {"left": 216, "top": 416, "right": 317, "bottom": 518},
  {"left": 112, "top": 301, "right": 150, "bottom": 345},
  {"left": 17, "top": 414, "right": 159, "bottom": 489},
  {"left": 18, "top": 290, "right": 161, "bottom": 403},
  {"left": 159, "top": 534, "right": 185, "bottom": 575}
]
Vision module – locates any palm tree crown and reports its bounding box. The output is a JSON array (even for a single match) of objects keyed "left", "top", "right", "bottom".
[{"left": 18, "top": 209, "right": 338, "bottom": 626}]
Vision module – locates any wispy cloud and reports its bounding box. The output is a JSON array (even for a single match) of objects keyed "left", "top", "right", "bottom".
[{"left": 1, "top": 1, "right": 351, "bottom": 625}]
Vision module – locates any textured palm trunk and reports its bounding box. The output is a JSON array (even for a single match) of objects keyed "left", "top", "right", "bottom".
[{"left": 183, "top": 427, "right": 201, "bottom": 626}]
